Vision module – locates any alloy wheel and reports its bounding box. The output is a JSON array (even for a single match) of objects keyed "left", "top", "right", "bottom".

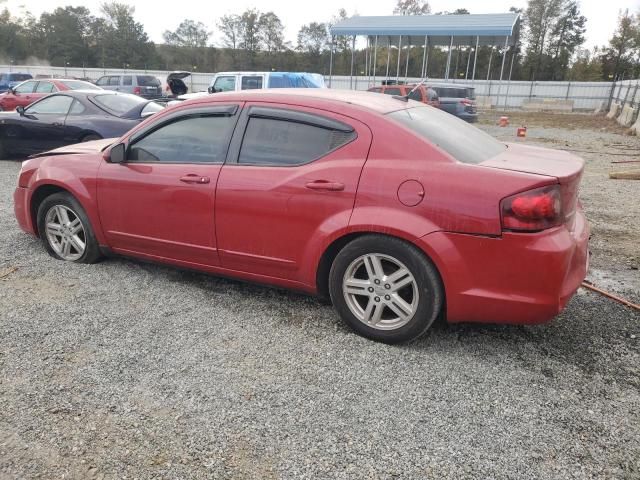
[
  {"left": 44, "top": 205, "right": 86, "bottom": 261},
  {"left": 342, "top": 253, "right": 419, "bottom": 330}
]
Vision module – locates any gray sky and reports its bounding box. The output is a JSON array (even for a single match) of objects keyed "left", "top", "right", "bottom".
[{"left": 7, "top": 0, "right": 639, "bottom": 49}]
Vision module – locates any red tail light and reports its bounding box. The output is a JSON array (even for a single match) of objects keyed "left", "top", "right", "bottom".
[
  {"left": 501, "top": 185, "right": 562, "bottom": 232},
  {"left": 133, "top": 86, "right": 141, "bottom": 95},
  {"left": 460, "top": 98, "right": 473, "bottom": 106}
]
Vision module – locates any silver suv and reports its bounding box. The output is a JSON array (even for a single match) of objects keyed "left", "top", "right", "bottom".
[{"left": 95, "top": 74, "right": 162, "bottom": 99}]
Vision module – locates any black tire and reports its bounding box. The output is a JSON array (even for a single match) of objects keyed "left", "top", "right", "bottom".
[
  {"left": 36, "top": 192, "right": 102, "bottom": 264},
  {"left": 329, "top": 235, "right": 443, "bottom": 344},
  {"left": 81, "top": 134, "right": 102, "bottom": 142},
  {"left": 0, "top": 138, "right": 6, "bottom": 160}
]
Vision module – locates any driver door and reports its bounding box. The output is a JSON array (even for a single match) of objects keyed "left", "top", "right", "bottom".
[
  {"left": 18, "top": 94, "right": 73, "bottom": 154},
  {"left": 96, "top": 105, "right": 241, "bottom": 267}
]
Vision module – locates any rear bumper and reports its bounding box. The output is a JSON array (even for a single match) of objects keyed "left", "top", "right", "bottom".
[
  {"left": 458, "top": 111, "right": 478, "bottom": 122},
  {"left": 14, "top": 186, "right": 36, "bottom": 235},
  {"left": 418, "top": 209, "right": 589, "bottom": 325}
]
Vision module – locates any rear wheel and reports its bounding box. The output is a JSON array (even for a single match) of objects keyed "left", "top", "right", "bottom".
[
  {"left": 36, "top": 192, "right": 102, "bottom": 264},
  {"left": 329, "top": 235, "right": 443, "bottom": 344}
]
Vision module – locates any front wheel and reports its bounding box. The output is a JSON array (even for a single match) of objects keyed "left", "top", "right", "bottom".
[
  {"left": 329, "top": 235, "right": 443, "bottom": 344},
  {"left": 36, "top": 192, "right": 102, "bottom": 264}
]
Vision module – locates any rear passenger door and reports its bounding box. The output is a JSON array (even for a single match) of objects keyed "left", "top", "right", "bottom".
[{"left": 215, "top": 104, "right": 372, "bottom": 281}]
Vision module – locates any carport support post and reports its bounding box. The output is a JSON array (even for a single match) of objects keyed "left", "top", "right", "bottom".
[
  {"left": 350, "top": 36, "right": 356, "bottom": 90},
  {"left": 472, "top": 36, "right": 479, "bottom": 81},
  {"left": 421, "top": 36, "right": 428, "bottom": 78},
  {"left": 396, "top": 35, "right": 402, "bottom": 82},
  {"left": 364, "top": 36, "right": 369, "bottom": 86},
  {"left": 328, "top": 35, "right": 334, "bottom": 88},
  {"left": 372, "top": 36, "right": 378, "bottom": 86},
  {"left": 445, "top": 36, "right": 453, "bottom": 80},
  {"left": 404, "top": 40, "right": 410, "bottom": 81},
  {"left": 496, "top": 36, "right": 509, "bottom": 110},
  {"left": 385, "top": 38, "right": 391, "bottom": 79}
]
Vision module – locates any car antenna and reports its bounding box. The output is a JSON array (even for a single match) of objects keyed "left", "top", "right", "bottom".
[{"left": 392, "top": 78, "right": 428, "bottom": 102}]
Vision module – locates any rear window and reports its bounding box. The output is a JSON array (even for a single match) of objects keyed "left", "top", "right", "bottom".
[
  {"left": 388, "top": 106, "right": 506, "bottom": 164},
  {"left": 433, "top": 87, "right": 475, "bottom": 100},
  {"left": 60, "top": 80, "right": 101, "bottom": 90},
  {"left": 92, "top": 93, "right": 147, "bottom": 115},
  {"left": 383, "top": 88, "right": 402, "bottom": 96},
  {"left": 137, "top": 75, "right": 160, "bottom": 87}
]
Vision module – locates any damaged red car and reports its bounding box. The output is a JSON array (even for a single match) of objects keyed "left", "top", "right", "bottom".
[{"left": 13, "top": 90, "right": 589, "bottom": 343}]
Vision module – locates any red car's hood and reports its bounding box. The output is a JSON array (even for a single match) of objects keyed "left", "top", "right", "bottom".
[
  {"left": 480, "top": 142, "right": 584, "bottom": 184},
  {"left": 29, "top": 138, "right": 117, "bottom": 158}
]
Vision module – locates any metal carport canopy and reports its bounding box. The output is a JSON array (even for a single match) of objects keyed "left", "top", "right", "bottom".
[{"left": 330, "top": 13, "right": 520, "bottom": 46}]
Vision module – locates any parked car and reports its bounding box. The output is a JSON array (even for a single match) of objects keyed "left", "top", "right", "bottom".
[
  {"left": 95, "top": 74, "right": 163, "bottom": 99},
  {"left": 0, "top": 72, "right": 33, "bottom": 93},
  {"left": 209, "top": 71, "right": 325, "bottom": 93},
  {"left": 430, "top": 83, "right": 478, "bottom": 122},
  {"left": 164, "top": 71, "right": 191, "bottom": 97},
  {"left": 0, "top": 90, "right": 163, "bottom": 158},
  {"left": 0, "top": 79, "right": 101, "bottom": 112},
  {"left": 368, "top": 84, "right": 440, "bottom": 108},
  {"left": 13, "top": 89, "right": 589, "bottom": 344}
]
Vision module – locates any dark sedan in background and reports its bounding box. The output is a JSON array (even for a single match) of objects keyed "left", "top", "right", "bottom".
[
  {"left": 0, "top": 90, "right": 164, "bottom": 159},
  {"left": 430, "top": 84, "right": 478, "bottom": 122}
]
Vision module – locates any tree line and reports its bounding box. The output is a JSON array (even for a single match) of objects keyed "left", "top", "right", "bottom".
[{"left": 0, "top": 0, "right": 638, "bottom": 82}]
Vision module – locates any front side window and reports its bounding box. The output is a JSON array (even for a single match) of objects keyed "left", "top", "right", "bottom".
[
  {"left": 128, "top": 115, "right": 236, "bottom": 163},
  {"left": 122, "top": 76, "right": 133, "bottom": 86},
  {"left": 388, "top": 106, "right": 506, "bottom": 164},
  {"left": 96, "top": 76, "right": 109, "bottom": 86},
  {"left": 35, "top": 81, "right": 56, "bottom": 94},
  {"left": 26, "top": 95, "right": 74, "bottom": 115},
  {"left": 213, "top": 76, "right": 236, "bottom": 92},
  {"left": 241, "top": 76, "right": 263, "bottom": 90},
  {"left": 14, "top": 81, "right": 36, "bottom": 94},
  {"left": 239, "top": 117, "right": 356, "bottom": 166}
]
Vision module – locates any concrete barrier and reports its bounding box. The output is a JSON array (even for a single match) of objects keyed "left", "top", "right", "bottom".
[
  {"left": 630, "top": 115, "right": 640, "bottom": 135},
  {"left": 606, "top": 102, "right": 621, "bottom": 119},
  {"left": 617, "top": 104, "right": 637, "bottom": 127},
  {"left": 522, "top": 99, "right": 574, "bottom": 112},
  {"left": 593, "top": 101, "right": 606, "bottom": 114}
]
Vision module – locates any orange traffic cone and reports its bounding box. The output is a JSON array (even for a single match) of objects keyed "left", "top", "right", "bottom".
[
  {"left": 499, "top": 116, "right": 509, "bottom": 127},
  {"left": 517, "top": 126, "right": 527, "bottom": 138}
]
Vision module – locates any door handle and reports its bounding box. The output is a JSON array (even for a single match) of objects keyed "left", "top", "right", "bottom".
[
  {"left": 180, "top": 174, "right": 210, "bottom": 184},
  {"left": 305, "top": 180, "right": 345, "bottom": 191},
  {"left": 52, "top": 122, "right": 63, "bottom": 127}
]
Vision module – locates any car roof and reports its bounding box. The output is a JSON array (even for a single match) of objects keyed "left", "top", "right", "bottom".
[
  {"left": 214, "top": 71, "right": 319, "bottom": 76},
  {"left": 185, "top": 88, "right": 414, "bottom": 114},
  {"left": 429, "top": 83, "right": 474, "bottom": 88}
]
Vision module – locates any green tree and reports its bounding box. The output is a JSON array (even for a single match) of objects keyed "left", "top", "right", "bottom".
[
  {"left": 37, "top": 7, "right": 95, "bottom": 67},
  {"left": 602, "top": 9, "right": 639, "bottom": 80},
  {"left": 393, "top": 0, "right": 431, "bottom": 15},
  {"left": 297, "top": 22, "right": 329, "bottom": 71},
  {"left": 259, "top": 12, "right": 286, "bottom": 54},
  {"left": 546, "top": 0, "right": 586, "bottom": 80},
  {"left": 523, "top": 0, "right": 563, "bottom": 80},
  {"left": 218, "top": 14, "right": 242, "bottom": 68},
  {"left": 238, "top": 9, "right": 262, "bottom": 67}
]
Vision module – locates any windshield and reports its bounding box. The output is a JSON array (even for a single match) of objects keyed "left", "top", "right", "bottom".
[
  {"left": 388, "top": 106, "right": 506, "bottom": 164},
  {"left": 92, "top": 93, "right": 147, "bottom": 116},
  {"left": 137, "top": 75, "right": 161, "bottom": 87},
  {"left": 60, "top": 80, "right": 101, "bottom": 90}
]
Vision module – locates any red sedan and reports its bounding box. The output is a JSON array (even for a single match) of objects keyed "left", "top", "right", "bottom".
[
  {"left": 13, "top": 90, "right": 589, "bottom": 343},
  {"left": 0, "top": 78, "right": 101, "bottom": 111}
]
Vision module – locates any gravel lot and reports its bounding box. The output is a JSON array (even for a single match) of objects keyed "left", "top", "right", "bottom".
[{"left": 1, "top": 113, "right": 639, "bottom": 479}]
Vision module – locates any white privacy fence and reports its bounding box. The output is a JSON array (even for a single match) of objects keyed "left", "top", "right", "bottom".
[{"left": 3, "top": 64, "right": 639, "bottom": 112}]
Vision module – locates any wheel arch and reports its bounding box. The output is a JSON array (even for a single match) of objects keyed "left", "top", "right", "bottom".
[
  {"left": 29, "top": 184, "right": 73, "bottom": 236},
  {"left": 314, "top": 230, "right": 446, "bottom": 307}
]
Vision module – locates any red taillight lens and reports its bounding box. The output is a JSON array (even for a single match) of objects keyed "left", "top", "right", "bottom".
[
  {"left": 133, "top": 86, "right": 141, "bottom": 95},
  {"left": 501, "top": 185, "right": 562, "bottom": 232},
  {"left": 460, "top": 98, "right": 472, "bottom": 105}
]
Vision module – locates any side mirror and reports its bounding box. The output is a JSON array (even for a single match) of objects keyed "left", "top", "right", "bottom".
[
  {"left": 8, "top": 87, "right": 15, "bottom": 95},
  {"left": 106, "top": 143, "right": 126, "bottom": 163},
  {"left": 16, "top": 106, "right": 25, "bottom": 116}
]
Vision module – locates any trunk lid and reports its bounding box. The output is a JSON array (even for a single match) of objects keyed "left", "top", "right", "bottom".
[{"left": 481, "top": 142, "right": 584, "bottom": 230}]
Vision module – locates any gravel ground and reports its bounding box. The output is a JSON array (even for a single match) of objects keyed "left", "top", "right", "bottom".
[{"left": 1, "top": 115, "right": 639, "bottom": 479}]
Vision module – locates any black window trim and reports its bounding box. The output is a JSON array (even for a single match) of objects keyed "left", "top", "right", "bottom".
[
  {"left": 123, "top": 105, "right": 240, "bottom": 165},
  {"left": 227, "top": 105, "right": 358, "bottom": 168}
]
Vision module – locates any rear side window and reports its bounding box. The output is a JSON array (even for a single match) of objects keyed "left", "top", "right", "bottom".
[
  {"left": 434, "top": 87, "right": 475, "bottom": 100},
  {"left": 92, "top": 93, "right": 146, "bottom": 115},
  {"left": 388, "top": 106, "right": 506, "bottom": 164},
  {"left": 122, "top": 76, "right": 133, "bottom": 86},
  {"left": 128, "top": 115, "right": 236, "bottom": 163},
  {"left": 35, "top": 81, "right": 56, "bottom": 93},
  {"left": 108, "top": 76, "right": 120, "bottom": 86},
  {"left": 241, "top": 76, "right": 263, "bottom": 90},
  {"left": 408, "top": 88, "right": 423, "bottom": 102},
  {"left": 239, "top": 117, "right": 356, "bottom": 166},
  {"left": 137, "top": 75, "right": 160, "bottom": 87}
]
